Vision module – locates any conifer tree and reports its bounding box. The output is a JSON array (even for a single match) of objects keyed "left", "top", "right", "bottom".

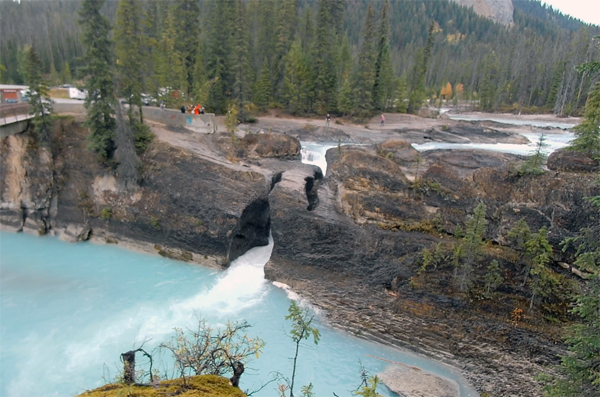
[
  {"left": 372, "top": 0, "right": 395, "bottom": 111},
  {"left": 483, "top": 259, "right": 503, "bottom": 296},
  {"left": 231, "top": 0, "right": 252, "bottom": 118},
  {"left": 173, "top": 0, "right": 200, "bottom": 97},
  {"left": 544, "top": 196, "right": 600, "bottom": 396},
  {"left": 78, "top": 0, "right": 116, "bottom": 160},
  {"left": 61, "top": 61, "right": 72, "bottom": 84},
  {"left": 408, "top": 22, "right": 435, "bottom": 114},
  {"left": 272, "top": 0, "right": 298, "bottom": 104},
  {"left": 284, "top": 38, "right": 309, "bottom": 115},
  {"left": 351, "top": 4, "right": 376, "bottom": 119},
  {"left": 254, "top": 59, "right": 271, "bottom": 111},
  {"left": 338, "top": 77, "right": 353, "bottom": 117},
  {"left": 155, "top": 6, "right": 185, "bottom": 106},
  {"left": 23, "top": 47, "right": 53, "bottom": 144},
  {"left": 396, "top": 75, "right": 409, "bottom": 113},
  {"left": 569, "top": 81, "right": 600, "bottom": 160},
  {"left": 114, "top": 0, "right": 144, "bottom": 122},
  {"left": 480, "top": 52, "right": 499, "bottom": 112},
  {"left": 519, "top": 134, "right": 548, "bottom": 175},
  {"left": 453, "top": 201, "right": 487, "bottom": 291},
  {"left": 525, "top": 226, "right": 554, "bottom": 311},
  {"left": 206, "top": 0, "right": 235, "bottom": 113},
  {"left": 312, "top": 0, "right": 339, "bottom": 114}
]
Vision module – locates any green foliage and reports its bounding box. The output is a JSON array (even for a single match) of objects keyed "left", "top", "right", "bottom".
[
  {"left": 114, "top": 0, "right": 144, "bottom": 121},
  {"left": 479, "top": 52, "right": 499, "bottom": 112},
  {"left": 285, "top": 300, "right": 320, "bottom": 397},
  {"left": 569, "top": 81, "right": 600, "bottom": 161},
  {"left": 518, "top": 134, "right": 548, "bottom": 175},
  {"left": 132, "top": 119, "right": 155, "bottom": 155},
  {"left": 226, "top": 105, "right": 239, "bottom": 134},
  {"left": 101, "top": 207, "right": 112, "bottom": 221},
  {"left": 23, "top": 47, "right": 53, "bottom": 144},
  {"left": 300, "top": 383, "right": 314, "bottom": 397},
  {"left": 159, "top": 319, "right": 265, "bottom": 386},
  {"left": 351, "top": 4, "right": 376, "bottom": 119},
  {"left": 453, "top": 202, "right": 487, "bottom": 291},
  {"left": 353, "top": 375, "right": 384, "bottom": 397},
  {"left": 150, "top": 216, "right": 160, "bottom": 230},
  {"left": 544, "top": 198, "right": 600, "bottom": 396},
  {"left": 408, "top": 22, "right": 435, "bottom": 115},
  {"left": 395, "top": 75, "right": 409, "bottom": 113},
  {"left": 483, "top": 259, "right": 503, "bottom": 296},
  {"left": 419, "top": 242, "right": 449, "bottom": 273},
  {"left": 372, "top": 0, "right": 395, "bottom": 112},
  {"left": 254, "top": 59, "right": 271, "bottom": 112},
  {"left": 79, "top": 0, "right": 116, "bottom": 160}
]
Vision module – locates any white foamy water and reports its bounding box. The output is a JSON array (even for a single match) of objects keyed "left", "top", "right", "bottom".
[
  {"left": 300, "top": 142, "right": 337, "bottom": 175},
  {"left": 447, "top": 114, "right": 577, "bottom": 130},
  {"left": 413, "top": 131, "right": 574, "bottom": 156},
  {"left": 1, "top": 231, "right": 478, "bottom": 397}
]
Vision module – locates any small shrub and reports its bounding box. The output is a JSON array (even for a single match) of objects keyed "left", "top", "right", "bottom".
[
  {"left": 101, "top": 207, "right": 112, "bottom": 220},
  {"left": 441, "top": 124, "right": 449, "bottom": 131},
  {"left": 150, "top": 216, "right": 161, "bottom": 230},
  {"left": 335, "top": 119, "right": 344, "bottom": 125},
  {"left": 245, "top": 115, "right": 257, "bottom": 123}
]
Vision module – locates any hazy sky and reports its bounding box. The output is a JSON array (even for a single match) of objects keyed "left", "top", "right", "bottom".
[{"left": 541, "top": 0, "right": 600, "bottom": 26}]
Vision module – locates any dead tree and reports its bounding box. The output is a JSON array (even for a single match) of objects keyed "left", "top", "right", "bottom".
[{"left": 120, "top": 348, "right": 153, "bottom": 385}]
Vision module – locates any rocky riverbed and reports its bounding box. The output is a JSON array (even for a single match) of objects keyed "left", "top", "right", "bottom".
[{"left": 1, "top": 111, "right": 598, "bottom": 397}]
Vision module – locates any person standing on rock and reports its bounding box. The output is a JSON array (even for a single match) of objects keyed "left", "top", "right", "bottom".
[
  {"left": 326, "top": 113, "right": 331, "bottom": 127},
  {"left": 380, "top": 114, "right": 385, "bottom": 126}
]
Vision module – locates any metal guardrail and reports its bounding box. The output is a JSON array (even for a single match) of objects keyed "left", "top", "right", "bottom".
[{"left": 0, "top": 103, "right": 30, "bottom": 125}]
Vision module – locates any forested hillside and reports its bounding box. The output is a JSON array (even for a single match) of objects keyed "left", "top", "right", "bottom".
[{"left": 1, "top": 0, "right": 598, "bottom": 117}]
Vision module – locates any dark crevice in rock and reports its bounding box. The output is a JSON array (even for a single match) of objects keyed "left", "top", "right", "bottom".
[
  {"left": 227, "top": 197, "right": 271, "bottom": 264},
  {"left": 270, "top": 172, "right": 283, "bottom": 192},
  {"left": 305, "top": 169, "right": 322, "bottom": 211}
]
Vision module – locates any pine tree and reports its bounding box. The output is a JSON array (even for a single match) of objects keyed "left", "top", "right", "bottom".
[
  {"left": 337, "top": 77, "right": 353, "bottom": 116},
  {"left": 408, "top": 22, "right": 436, "bottom": 114},
  {"left": 396, "top": 75, "right": 409, "bottom": 113},
  {"left": 284, "top": 38, "right": 309, "bottom": 115},
  {"left": 519, "top": 134, "right": 548, "bottom": 175},
  {"left": 206, "top": 0, "right": 235, "bottom": 113},
  {"left": 372, "top": 0, "right": 395, "bottom": 111},
  {"left": 61, "top": 61, "right": 72, "bottom": 84},
  {"left": 313, "top": 0, "right": 339, "bottom": 114},
  {"left": 155, "top": 6, "right": 185, "bottom": 106},
  {"left": 479, "top": 52, "right": 499, "bottom": 112},
  {"left": 351, "top": 4, "right": 376, "bottom": 119},
  {"left": 173, "top": 0, "right": 200, "bottom": 97},
  {"left": 272, "top": 0, "right": 298, "bottom": 104},
  {"left": 114, "top": 0, "right": 144, "bottom": 122},
  {"left": 254, "top": 59, "right": 271, "bottom": 111},
  {"left": 454, "top": 201, "right": 487, "bottom": 291},
  {"left": 23, "top": 47, "right": 53, "bottom": 144},
  {"left": 525, "top": 226, "right": 554, "bottom": 311},
  {"left": 569, "top": 81, "right": 600, "bottom": 160},
  {"left": 231, "top": 0, "right": 252, "bottom": 119},
  {"left": 78, "top": 0, "right": 116, "bottom": 160},
  {"left": 483, "top": 259, "right": 503, "bottom": 296},
  {"left": 544, "top": 197, "right": 600, "bottom": 396}
]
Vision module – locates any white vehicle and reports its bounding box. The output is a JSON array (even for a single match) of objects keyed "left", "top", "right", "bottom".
[{"left": 68, "top": 87, "right": 87, "bottom": 100}]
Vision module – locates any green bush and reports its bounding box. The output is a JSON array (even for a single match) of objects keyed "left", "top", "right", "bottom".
[{"left": 101, "top": 207, "right": 112, "bottom": 220}]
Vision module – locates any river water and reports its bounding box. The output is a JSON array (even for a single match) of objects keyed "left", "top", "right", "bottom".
[{"left": 0, "top": 231, "right": 478, "bottom": 397}]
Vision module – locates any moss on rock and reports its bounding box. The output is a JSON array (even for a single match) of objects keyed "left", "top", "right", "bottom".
[{"left": 76, "top": 375, "right": 247, "bottom": 397}]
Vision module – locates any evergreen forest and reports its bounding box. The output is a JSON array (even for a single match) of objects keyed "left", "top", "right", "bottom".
[{"left": 1, "top": 0, "right": 599, "bottom": 117}]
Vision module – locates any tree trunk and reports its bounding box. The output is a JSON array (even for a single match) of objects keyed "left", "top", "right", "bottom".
[
  {"left": 121, "top": 350, "right": 136, "bottom": 384},
  {"left": 230, "top": 361, "right": 244, "bottom": 387}
]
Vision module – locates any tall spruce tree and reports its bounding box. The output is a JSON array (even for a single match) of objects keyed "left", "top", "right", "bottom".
[
  {"left": 231, "top": 0, "right": 252, "bottom": 118},
  {"left": 479, "top": 51, "right": 499, "bottom": 112},
  {"left": 272, "top": 0, "right": 298, "bottom": 104},
  {"left": 254, "top": 59, "right": 271, "bottom": 111},
  {"left": 313, "top": 0, "right": 339, "bottom": 114},
  {"left": 173, "top": 0, "right": 200, "bottom": 97},
  {"left": 23, "top": 47, "right": 53, "bottom": 144},
  {"left": 114, "top": 0, "right": 144, "bottom": 122},
  {"left": 206, "top": 0, "right": 235, "bottom": 113},
  {"left": 351, "top": 4, "right": 376, "bottom": 119},
  {"left": 284, "top": 38, "right": 310, "bottom": 115},
  {"left": 408, "top": 22, "right": 436, "bottom": 114},
  {"left": 78, "top": 0, "right": 116, "bottom": 160},
  {"left": 155, "top": 5, "right": 185, "bottom": 106},
  {"left": 372, "top": 0, "right": 395, "bottom": 111}
]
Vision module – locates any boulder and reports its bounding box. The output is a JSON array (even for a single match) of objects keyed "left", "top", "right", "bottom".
[
  {"left": 240, "top": 133, "right": 300, "bottom": 160},
  {"left": 376, "top": 139, "right": 420, "bottom": 164},
  {"left": 547, "top": 148, "right": 599, "bottom": 172},
  {"left": 378, "top": 366, "right": 460, "bottom": 397}
]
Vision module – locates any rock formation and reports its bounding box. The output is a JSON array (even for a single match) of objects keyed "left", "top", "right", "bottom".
[{"left": 451, "top": 0, "right": 514, "bottom": 25}]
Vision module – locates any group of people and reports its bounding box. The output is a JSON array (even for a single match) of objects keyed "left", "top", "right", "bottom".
[{"left": 180, "top": 104, "right": 205, "bottom": 114}]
